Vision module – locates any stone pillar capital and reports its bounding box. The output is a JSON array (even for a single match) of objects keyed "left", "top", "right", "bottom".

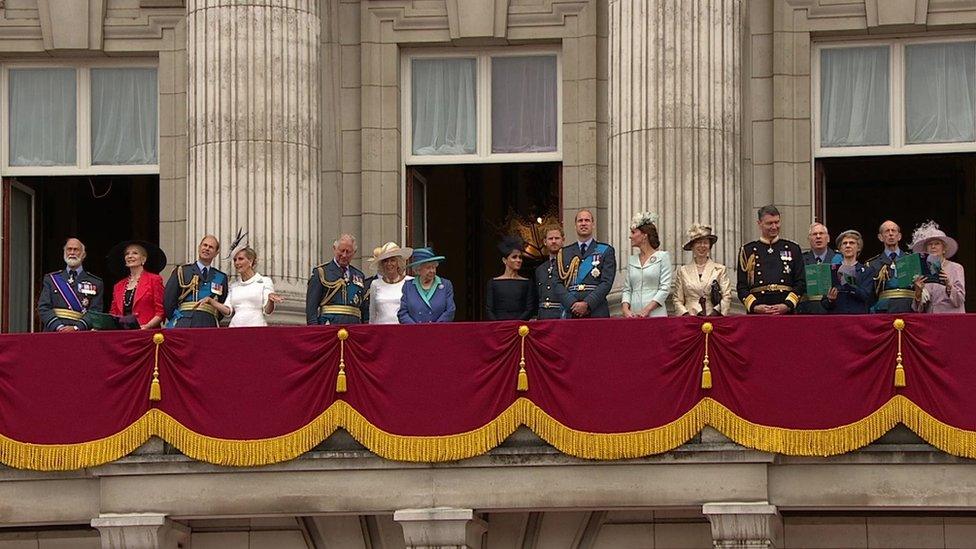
[
  {"left": 703, "top": 502, "right": 782, "bottom": 549},
  {"left": 393, "top": 507, "right": 487, "bottom": 549},
  {"left": 91, "top": 513, "right": 189, "bottom": 549}
]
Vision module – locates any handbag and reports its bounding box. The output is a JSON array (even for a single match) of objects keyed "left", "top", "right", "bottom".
[{"left": 709, "top": 280, "right": 724, "bottom": 316}]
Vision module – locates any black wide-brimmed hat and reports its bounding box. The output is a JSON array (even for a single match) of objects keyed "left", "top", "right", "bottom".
[{"left": 106, "top": 240, "right": 168, "bottom": 277}]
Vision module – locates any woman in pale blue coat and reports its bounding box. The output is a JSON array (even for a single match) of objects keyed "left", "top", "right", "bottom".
[{"left": 621, "top": 212, "right": 672, "bottom": 318}]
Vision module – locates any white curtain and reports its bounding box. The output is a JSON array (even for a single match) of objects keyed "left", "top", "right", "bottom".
[
  {"left": 91, "top": 68, "right": 159, "bottom": 165},
  {"left": 412, "top": 58, "right": 477, "bottom": 155},
  {"left": 905, "top": 42, "right": 976, "bottom": 144},
  {"left": 491, "top": 56, "right": 558, "bottom": 153},
  {"left": 820, "top": 47, "right": 890, "bottom": 147},
  {"left": 8, "top": 69, "right": 76, "bottom": 166}
]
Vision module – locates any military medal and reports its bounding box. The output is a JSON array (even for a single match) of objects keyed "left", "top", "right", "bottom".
[
  {"left": 81, "top": 297, "right": 90, "bottom": 308},
  {"left": 592, "top": 255, "right": 601, "bottom": 266},
  {"left": 211, "top": 283, "right": 223, "bottom": 296},
  {"left": 591, "top": 268, "right": 601, "bottom": 278}
]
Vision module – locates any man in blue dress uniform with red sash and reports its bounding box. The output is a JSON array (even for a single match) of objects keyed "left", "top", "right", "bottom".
[
  {"left": 164, "top": 234, "right": 229, "bottom": 328},
  {"left": 38, "top": 238, "right": 104, "bottom": 331},
  {"left": 556, "top": 209, "right": 617, "bottom": 318}
]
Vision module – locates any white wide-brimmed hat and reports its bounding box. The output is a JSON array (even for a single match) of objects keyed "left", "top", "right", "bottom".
[
  {"left": 368, "top": 242, "right": 414, "bottom": 269},
  {"left": 910, "top": 221, "right": 958, "bottom": 258}
]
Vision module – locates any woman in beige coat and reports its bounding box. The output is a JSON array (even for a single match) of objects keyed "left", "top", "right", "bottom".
[{"left": 672, "top": 223, "right": 732, "bottom": 316}]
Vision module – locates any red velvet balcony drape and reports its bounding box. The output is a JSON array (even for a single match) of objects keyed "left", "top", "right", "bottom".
[{"left": 1, "top": 315, "right": 974, "bottom": 470}]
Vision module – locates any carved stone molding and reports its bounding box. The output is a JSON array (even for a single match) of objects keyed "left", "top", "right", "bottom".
[
  {"left": 37, "top": 0, "right": 106, "bottom": 51},
  {"left": 446, "top": 0, "right": 508, "bottom": 38},
  {"left": 703, "top": 502, "right": 782, "bottom": 549},
  {"left": 865, "top": 0, "right": 928, "bottom": 27}
]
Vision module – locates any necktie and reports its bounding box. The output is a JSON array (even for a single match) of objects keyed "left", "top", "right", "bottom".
[
  {"left": 816, "top": 257, "right": 823, "bottom": 264},
  {"left": 201, "top": 267, "right": 209, "bottom": 281},
  {"left": 68, "top": 270, "right": 78, "bottom": 284},
  {"left": 889, "top": 252, "right": 897, "bottom": 262},
  {"left": 580, "top": 242, "right": 587, "bottom": 256}
]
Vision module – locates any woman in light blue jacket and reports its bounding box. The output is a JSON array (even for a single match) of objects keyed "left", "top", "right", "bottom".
[{"left": 621, "top": 212, "right": 672, "bottom": 318}]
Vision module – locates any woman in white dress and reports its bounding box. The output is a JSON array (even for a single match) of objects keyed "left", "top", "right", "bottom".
[
  {"left": 211, "top": 247, "right": 283, "bottom": 327},
  {"left": 621, "top": 212, "right": 672, "bottom": 318},
  {"left": 367, "top": 242, "right": 413, "bottom": 324}
]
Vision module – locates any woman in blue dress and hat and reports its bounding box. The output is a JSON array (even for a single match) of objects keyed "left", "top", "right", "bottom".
[{"left": 398, "top": 247, "right": 456, "bottom": 323}]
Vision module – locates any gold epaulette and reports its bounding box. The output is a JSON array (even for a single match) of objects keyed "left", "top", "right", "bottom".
[
  {"left": 316, "top": 265, "right": 346, "bottom": 308},
  {"left": 556, "top": 248, "right": 581, "bottom": 286},
  {"left": 739, "top": 247, "right": 756, "bottom": 286},
  {"left": 176, "top": 264, "right": 200, "bottom": 302}
]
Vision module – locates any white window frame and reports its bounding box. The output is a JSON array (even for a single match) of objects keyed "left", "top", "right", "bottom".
[
  {"left": 814, "top": 36, "right": 976, "bottom": 158},
  {"left": 0, "top": 59, "right": 160, "bottom": 176},
  {"left": 401, "top": 46, "right": 562, "bottom": 165}
]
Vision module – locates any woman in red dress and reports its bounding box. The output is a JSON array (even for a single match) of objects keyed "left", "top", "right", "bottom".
[{"left": 108, "top": 240, "right": 167, "bottom": 329}]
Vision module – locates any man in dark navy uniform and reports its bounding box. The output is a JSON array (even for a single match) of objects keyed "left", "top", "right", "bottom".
[
  {"left": 736, "top": 205, "right": 805, "bottom": 314},
  {"left": 306, "top": 234, "right": 368, "bottom": 325},
  {"left": 38, "top": 238, "right": 104, "bottom": 331},
  {"left": 556, "top": 209, "right": 617, "bottom": 318},
  {"left": 534, "top": 225, "right": 566, "bottom": 320},
  {"left": 163, "top": 234, "right": 229, "bottom": 328},
  {"left": 866, "top": 220, "right": 913, "bottom": 313},
  {"left": 797, "top": 222, "right": 837, "bottom": 314}
]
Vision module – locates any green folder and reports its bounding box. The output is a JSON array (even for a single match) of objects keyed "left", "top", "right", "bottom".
[
  {"left": 805, "top": 262, "right": 832, "bottom": 298},
  {"left": 87, "top": 311, "right": 120, "bottom": 331},
  {"left": 894, "top": 253, "right": 923, "bottom": 288}
]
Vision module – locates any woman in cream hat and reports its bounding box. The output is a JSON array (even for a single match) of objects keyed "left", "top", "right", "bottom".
[
  {"left": 366, "top": 242, "right": 413, "bottom": 324},
  {"left": 909, "top": 221, "right": 965, "bottom": 313},
  {"left": 671, "top": 223, "right": 732, "bottom": 316}
]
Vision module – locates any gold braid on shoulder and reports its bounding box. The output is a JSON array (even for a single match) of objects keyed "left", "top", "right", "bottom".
[
  {"left": 317, "top": 266, "right": 347, "bottom": 307},
  {"left": 176, "top": 265, "right": 200, "bottom": 302},
  {"left": 874, "top": 264, "right": 890, "bottom": 294},
  {"left": 556, "top": 249, "right": 581, "bottom": 286},
  {"left": 739, "top": 248, "right": 756, "bottom": 286}
]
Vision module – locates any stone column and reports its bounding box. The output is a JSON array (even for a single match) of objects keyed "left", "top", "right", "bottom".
[
  {"left": 187, "top": 0, "right": 321, "bottom": 312},
  {"left": 703, "top": 502, "right": 782, "bottom": 548},
  {"left": 91, "top": 513, "right": 189, "bottom": 549},
  {"left": 394, "top": 508, "right": 487, "bottom": 549},
  {"left": 607, "top": 0, "right": 742, "bottom": 267}
]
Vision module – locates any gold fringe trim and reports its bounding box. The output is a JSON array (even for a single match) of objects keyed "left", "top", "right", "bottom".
[{"left": 4, "top": 396, "right": 976, "bottom": 470}]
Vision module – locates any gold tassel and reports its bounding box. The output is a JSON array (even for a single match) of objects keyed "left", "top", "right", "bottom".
[
  {"left": 893, "top": 319, "right": 906, "bottom": 388},
  {"left": 336, "top": 328, "right": 349, "bottom": 393},
  {"left": 149, "top": 333, "right": 164, "bottom": 402},
  {"left": 701, "top": 322, "right": 713, "bottom": 390},
  {"left": 517, "top": 325, "right": 530, "bottom": 392}
]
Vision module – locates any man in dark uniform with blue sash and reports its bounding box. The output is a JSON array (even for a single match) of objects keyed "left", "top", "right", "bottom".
[
  {"left": 306, "top": 234, "right": 368, "bottom": 325},
  {"left": 556, "top": 209, "right": 617, "bottom": 318},
  {"left": 38, "top": 238, "right": 104, "bottom": 331},
  {"left": 736, "top": 205, "right": 806, "bottom": 314},
  {"left": 164, "top": 234, "right": 229, "bottom": 328},
  {"left": 535, "top": 225, "right": 566, "bottom": 320}
]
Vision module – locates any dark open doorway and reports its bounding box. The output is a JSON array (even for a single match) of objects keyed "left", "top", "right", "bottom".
[
  {"left": 2, "top": 175, "right": 159, "bottom": 331},
  {"left": 407, "top": 162, "right": 560, "bottom": 322},
  {"left": 819, "top": 153, "right": 975, "bottom": 311}
]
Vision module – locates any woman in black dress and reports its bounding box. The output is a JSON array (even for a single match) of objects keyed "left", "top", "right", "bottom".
[{"left": 486, "top": 236, "right": 537, "bottom": 320}]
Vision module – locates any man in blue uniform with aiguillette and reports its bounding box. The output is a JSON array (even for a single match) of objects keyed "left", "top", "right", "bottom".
[
  {"left": 866, "top": 220, "right": 913, "bottom": 313},
  {"left": 164, "top": 234, "right": 229, "bottom": 328},
  {"left": 306, "top": 234, "right": 368, "bottom": 325},
  {"left": 737, "top": 205, "right": 806, "bottom": 314},
  {"left": 37, "top": 237, "right": 105, "bottom": 331},
  {"left": 557, "top": 208, "right": 616, "bottom": 318}
]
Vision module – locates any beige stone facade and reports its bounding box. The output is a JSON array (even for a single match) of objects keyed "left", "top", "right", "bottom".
[{"left": 3, "top": 0, "right": 976, "bottom": 546}]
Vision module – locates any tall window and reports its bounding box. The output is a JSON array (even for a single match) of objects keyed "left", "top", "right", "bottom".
[
  {"left": 403, "top": 48, "right": 561, "bottom": 164},
  {"left": 815, "top": 39, "right": 976, "bottom": 156},
  {"left": 1, "top": 62, "right": 159, "bottom": 175}
]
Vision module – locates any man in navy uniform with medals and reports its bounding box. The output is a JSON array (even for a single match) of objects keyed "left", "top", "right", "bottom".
[
  {"left": 797, "top": 222, "right": 837, "bottom": 314},
  {"left": 306, "top": 234, "right": 368, "bottom": 325},
  {"left": 535, "top": 224, "right": 566, "bottom": 320},
  {"left": 38, "top": 238, "right": 105, "bottom": 331},
  {"left": 557, "top": 209, "right": 617, "bottom": 318},
  {"left": 866, "top": 220, "right": 913, "bottom": 313},
  {"left": 164, "top": 234, "right": 229, "bottom": 328},
  {"left": 737, "top": 205, "right": 806, "bottom": 314}
]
